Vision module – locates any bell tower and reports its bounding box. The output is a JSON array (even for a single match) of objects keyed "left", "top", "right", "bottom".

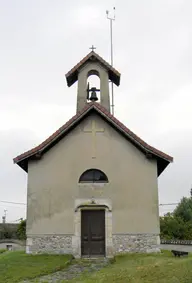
[{"left": 65, "top": 49, "right": 120, "bottom": 113}]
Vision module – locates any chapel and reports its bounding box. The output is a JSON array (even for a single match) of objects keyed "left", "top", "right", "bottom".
[{"left": 13, "top": 50, "right": 173, "bottom": 257}]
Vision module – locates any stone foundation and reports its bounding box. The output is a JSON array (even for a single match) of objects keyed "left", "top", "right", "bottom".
[
  {"left": 26, "top": 235, "right": 73, "bottom": 254},
  {"left": 26, "top": 233, "right": 160, "bottom": 255},
  {"left": 112, "top": 234, "right": 160, "bottom": 253}
]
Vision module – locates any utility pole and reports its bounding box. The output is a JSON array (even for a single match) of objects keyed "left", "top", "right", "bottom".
[
  {"left": 4, "top": 209, "right": 7, "bottom": 221},
  {"left": 2, "top": 209, "right": 7, "bottom": 223},
  {"left": 106, "top": 7, "right": 115, "bottom": 115}
]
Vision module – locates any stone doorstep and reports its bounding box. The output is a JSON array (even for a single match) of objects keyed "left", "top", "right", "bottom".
[{"left": 81, "top": 255, "right": 107, "bottom": 260}]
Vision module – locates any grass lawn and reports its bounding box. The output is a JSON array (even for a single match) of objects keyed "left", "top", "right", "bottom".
[
  {"left": 1, "top": 250, "right": 192, "bottom": 283},
  {"left": 0, "top": 251, "right": 72, "bottom": 283},
  {"left": 65, "top": 251, "right": 192, "bottom": 283}
]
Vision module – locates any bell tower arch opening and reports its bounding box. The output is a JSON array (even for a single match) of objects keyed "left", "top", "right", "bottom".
[{"left": 87, "top": 70, "right": 101, "bottom": 103}]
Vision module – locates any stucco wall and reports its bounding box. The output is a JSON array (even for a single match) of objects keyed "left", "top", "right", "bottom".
[
  {"left": 27, "top": 113, "right": 159, "bottom": 237},
  {"left": 0, "top": 243, "right": 25, "bottom": 251}
]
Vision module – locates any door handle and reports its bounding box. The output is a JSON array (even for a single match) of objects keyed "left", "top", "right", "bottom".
[{"left": 91, "top": 236, "right": 104, "bottom": 241}]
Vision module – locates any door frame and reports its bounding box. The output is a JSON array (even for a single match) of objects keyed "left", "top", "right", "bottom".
[{"left": 73, "top": 200, "right": 113, "bottom": 258}]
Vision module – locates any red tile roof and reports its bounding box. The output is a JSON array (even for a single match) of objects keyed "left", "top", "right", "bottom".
[
  {"left": 13, "top": 102, "right": 173, "bottom": 175},
  {"left": 65, "top": 51, "right": 121, "bottom": 87}
]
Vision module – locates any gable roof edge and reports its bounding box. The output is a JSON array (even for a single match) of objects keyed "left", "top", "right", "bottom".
[
  {"left": 94, "top": 107, "right": 173, "bottom": 163},
  {"left": 65, "top": 51, "right": 121, "bottom": 87},
  {"left": 13, "top": 102, "right": 173, "bottom": 173},
  {"left": 13, "top": 105, "right": 93, "bottom": 164}
]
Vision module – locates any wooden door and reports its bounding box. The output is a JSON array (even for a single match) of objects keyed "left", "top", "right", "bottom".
[{"left": 81, "top": 210, "right": 105, "bottom": 256}]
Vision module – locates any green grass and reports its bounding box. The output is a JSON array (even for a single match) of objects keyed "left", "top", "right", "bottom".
[
  {"left": 0, "top": 249, "right": 6, "bottom": 254},
  {"left": 64, "top": 251, "right": 192, "bottom": 283},
  {"left": 1, "top": 250, "right": 192, "bottom": 283},
  {"left": 0, "top": 251, "right": 72, "bottom": 283}
]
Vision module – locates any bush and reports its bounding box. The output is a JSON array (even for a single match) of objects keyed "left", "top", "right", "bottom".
[{"left": 16, "top": 219, "right": 26, "bottom": 240}]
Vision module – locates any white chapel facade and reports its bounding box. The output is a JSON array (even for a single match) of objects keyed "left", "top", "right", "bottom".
[{"left": 14, "top": 50, "right": 173, "bottom": 257}]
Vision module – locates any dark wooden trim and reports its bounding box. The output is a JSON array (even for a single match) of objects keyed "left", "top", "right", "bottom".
[
  {"left": 146, "top": 152, "right": 153, "bottom": 159},
  {"left": 34, "top": 153, "right": 41, "bottom": 160}
]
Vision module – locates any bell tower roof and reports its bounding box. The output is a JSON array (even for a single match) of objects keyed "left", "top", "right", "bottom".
[{"left": 65, "top": 51, "right": 121, "bottom": 87}]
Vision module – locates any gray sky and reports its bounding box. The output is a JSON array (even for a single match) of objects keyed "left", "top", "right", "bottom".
[{"left": 0, "top": 0, "right": 191, "bottom": 222}]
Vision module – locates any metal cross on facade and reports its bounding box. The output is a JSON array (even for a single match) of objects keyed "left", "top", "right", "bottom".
[{"left": 89, "top": 45, "right": 96, "bottom": 52}]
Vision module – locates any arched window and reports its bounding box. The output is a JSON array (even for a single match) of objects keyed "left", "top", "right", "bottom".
[{"left": 79, "top": 169, "right": 108, "bottom": 183}]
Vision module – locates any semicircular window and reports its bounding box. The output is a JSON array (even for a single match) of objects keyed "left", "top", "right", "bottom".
[{"left": 79, "top": 169, "right": 108, "bottom": 183}]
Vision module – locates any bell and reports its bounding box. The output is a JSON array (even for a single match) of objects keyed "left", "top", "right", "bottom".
[{"left": 89, "top": 87, "right": 98, "bottom": 102}]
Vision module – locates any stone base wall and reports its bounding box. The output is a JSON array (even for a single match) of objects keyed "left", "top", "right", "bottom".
[
  {"left": 26, "top": 235, "right": 73, "bottom": 254},
  {"left": 113, "top": 234, "right": 160, "bottom": 253},
  {"left": 26, "top": 233, "right": 160, "bottom": 255}
]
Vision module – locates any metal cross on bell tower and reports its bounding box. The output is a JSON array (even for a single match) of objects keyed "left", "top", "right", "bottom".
[{"left": 89, "top": 45, "right": 96, "bottom": 52}]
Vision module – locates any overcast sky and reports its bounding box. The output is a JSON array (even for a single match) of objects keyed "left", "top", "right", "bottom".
[{"left": 0, "top": 0, "right": 191, "bottom": 222}]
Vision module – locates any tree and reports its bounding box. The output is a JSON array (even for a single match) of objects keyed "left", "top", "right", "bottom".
[
  {"left": 173, "top": 197, "right": 192, "bottom": 222},
  {"left": 0, "top": 224, "right": 13, "bottom": 239},
  {"left": 160, "top": 192, "right": 192, "bottom": 240},
  {"left": 160, "top": 214, "right": 190, "bottom": 240},
  {"left": 16, "top": 219, "right": 26, "bottom": 240}
]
